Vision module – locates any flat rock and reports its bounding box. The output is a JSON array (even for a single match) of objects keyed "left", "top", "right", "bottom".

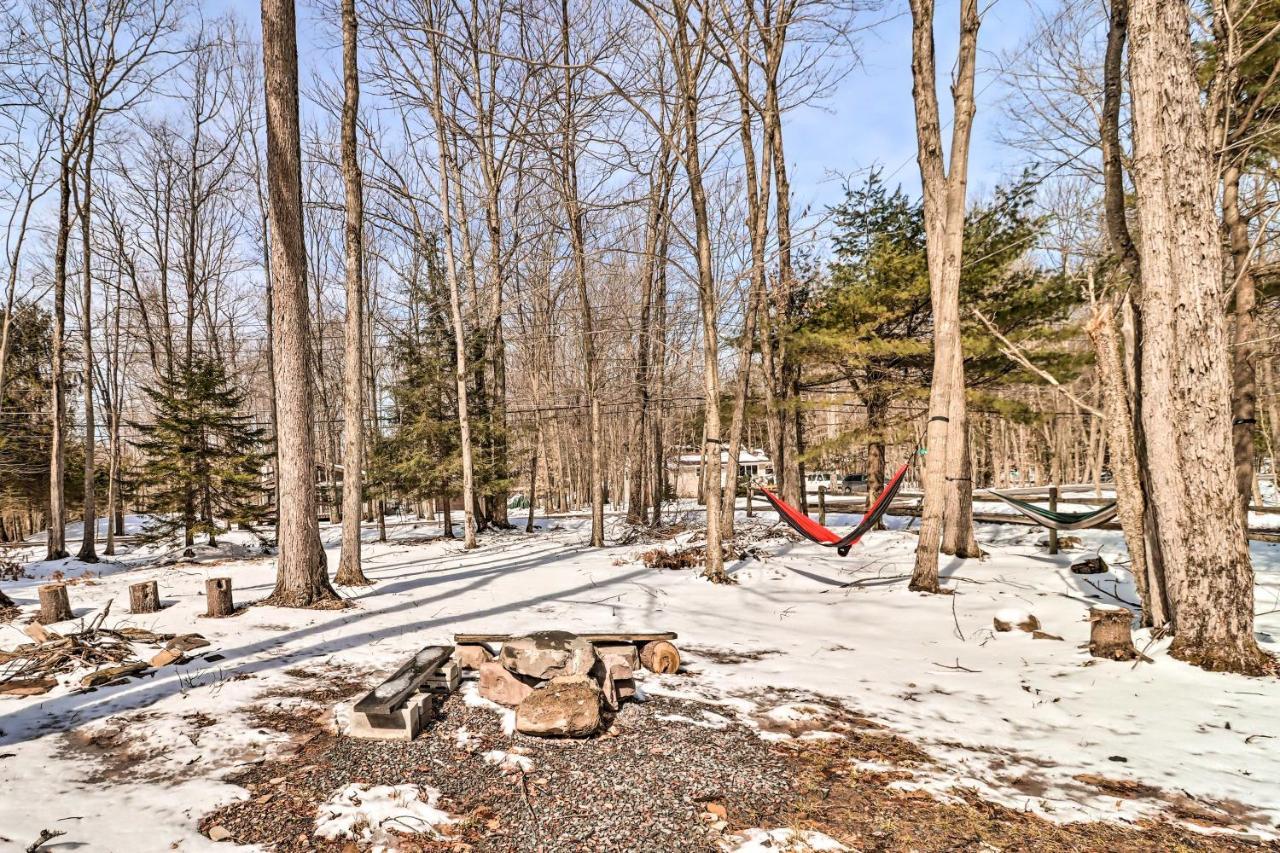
[
  {"left": 478, "top": 660, "right": 536, "bottom": 707},
  {"left": 454, "top": 643, "right": 495, "bottom": 670},
  {"left": 515, "top": 676, "right": 601, "bottom": 737},
  {"left": 594, "top": 643, "right": 639, "bottom": 670},
  {"left": 500, "top": 631, "right": 598, "bottom": 680}
]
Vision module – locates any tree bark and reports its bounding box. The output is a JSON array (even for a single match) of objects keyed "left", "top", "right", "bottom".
[
  {"left": 559, "top": 0, "right": 605, "bottom": 548},
  {"left": 908, "top": 0, "right": 980, "bottom": 592},
  {"left": 335, "top": 0, "right": 370, "bottom": 586},
  {"left": 75, "top": 128, "right": 99, "bottom": 563},
  {"left": 671, "top": 0, "right": 726, "bottom": 581},
  {"left": 1087, "top": 298, "right": 1167, "bottom": 626},
  {"left": 261, "top": 0, "right": 339, "bottom": 606},
  {"left": 1127, "top": 0, "right": 1267, "bottom": 673},
  {"left": 47, "top": 148, "right": 73, "bottom": 562},
  {"left": 1224, "top": 163, "right": 1258, "bottom": 519},
  {"left": 425, "top": 7, "right": 478, "bottom": 550}
]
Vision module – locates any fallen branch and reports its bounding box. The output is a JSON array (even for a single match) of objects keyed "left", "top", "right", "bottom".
[
  {"left": 26, "top": 828, "right": 66, "bottom": 852},
  {"left": 1081, "top": 577, "right": 1140, "bottom": 609},
  {"left": 951, "top": 581, "right": 965, "bottom": 642},
  {"left": 932, "top": 658, "right": 981, "bottom": 673}
]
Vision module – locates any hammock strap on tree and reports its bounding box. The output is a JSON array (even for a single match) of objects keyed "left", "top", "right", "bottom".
[
  {"left": 758, "top": 461, "right": 911, "bottom": 556},
  {"left": 985, "top": 490, "right": 1118, "bottom": 531}
]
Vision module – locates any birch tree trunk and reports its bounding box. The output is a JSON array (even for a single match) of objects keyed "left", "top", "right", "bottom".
[
  {"left": 261, "top": 0, "right": 339, "bottom": 606},
  {"left": 1127, "top": 0, "right": 1267, "bottom": 673},
  {"left": 908, "top": 0, "right": 979, "bottom": 593},
  {"left": 335, "top": 0, "right": 370, "bottom": 586}
]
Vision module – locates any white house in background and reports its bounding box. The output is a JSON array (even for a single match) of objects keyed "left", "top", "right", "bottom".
[{"left": 669, "top": 448, "right": 772, "bottom": 499}]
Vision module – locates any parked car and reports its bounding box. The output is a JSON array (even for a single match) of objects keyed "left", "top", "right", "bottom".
[
  {"left": 805, "top": 471, "right": 835, "bottom": 493},
  {"left": 841, "top": 473, "right": 867, "bottom": 493}
]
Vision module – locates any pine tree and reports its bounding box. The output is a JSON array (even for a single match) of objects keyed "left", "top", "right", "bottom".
[
  {"left": 795, "top": 171, "right": 1080, "bottom": 502},
  {"left": 133, "top": 357, "right": 270, "bottom": 549},
  {"left": 0, "top": 302, "right": 61, "bottom": 542},
  {"left": 377, "top": 246, "right": 463, "bottom": 512}
]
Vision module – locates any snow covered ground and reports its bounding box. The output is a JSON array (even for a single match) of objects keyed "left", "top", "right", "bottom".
[{"left": 0, "top": 507, "right": 1277, "bottom": 849}]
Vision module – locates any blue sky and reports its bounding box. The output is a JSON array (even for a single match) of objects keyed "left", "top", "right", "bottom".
[
  {"left": 784, "top": 0, "right": 1040, "bottom": 214},
  {"left": 221, "top": 0, "right": 1040, "bottom": 214}
]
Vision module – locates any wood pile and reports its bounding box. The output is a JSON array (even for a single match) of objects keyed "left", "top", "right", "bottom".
[{"left": 0, "top": 614, "right": 209, "bottom": 696}]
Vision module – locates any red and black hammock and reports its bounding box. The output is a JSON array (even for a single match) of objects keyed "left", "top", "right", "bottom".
[{"left": 758, "top": 462, "right": 910, "bottom": 556}]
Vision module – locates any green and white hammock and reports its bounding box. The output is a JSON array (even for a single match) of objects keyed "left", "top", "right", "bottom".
[{"left": 985, "top": 490, "right": 1118, "bottom": 531}]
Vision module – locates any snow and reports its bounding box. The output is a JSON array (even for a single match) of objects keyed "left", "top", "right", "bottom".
[
  {"left": 730, "top": 827, "right": 848, "bottom": 851},
  {"left": 0, "top": 509, "right": 1278, "bottom": 847},
  {"left": 313, "top": 783, "right": 454, "bottom": 842},
  {"left": 481, "top": 748, "right": 535, "bottom": 773}
]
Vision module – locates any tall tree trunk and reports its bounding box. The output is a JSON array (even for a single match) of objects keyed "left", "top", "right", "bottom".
[
  {"left": 47, "top": 154, "right": 74, "bottom": 562},
  {"left": 1127, "top": 0, "right": 1266, "bottom": 673},
  {"left": 261, "top": 0, "right": 339, "bottom": 606},
  {"left": 628, "top": 150, "right": 673, "bottom": 526},
  {"left": 560, "top": 0, "right": 605, "bottom": 547},
  {"left": 649, "top": 230, "right": 670, "bottom": 525},
  {"left": 76, "top": 131, "right": 99, "bottom": 563},
  {"left": 1087, "top": 297, "right": 1167, "bottom": 626},
  {"left": 672, "top": 0, "right": 726, "bottom": 582},
  {"left": 865, "top": 392, "right": 887, "bottom": 526},
  {"left": 1224, "top": 163, "right": 1258, "bottom": 518},
  {"left": 722, "top": 38, "right": 770, "bottom": 539},
  {"left": 335, "top": 0, "right": 370, "bottom": 586},
  {"left": 908, "top": 0, "right": 979, "bottom": 592},
  {"left": 426, "top": 11, "right": 478, "bottom": 550},
  {"left": 1100, "top": 0, "right": 1168, "bottom": 623}
]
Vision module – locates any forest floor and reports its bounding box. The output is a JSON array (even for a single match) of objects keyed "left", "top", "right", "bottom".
[{"left": 0, "top": 506, "right": 1277, "bottom": 851}]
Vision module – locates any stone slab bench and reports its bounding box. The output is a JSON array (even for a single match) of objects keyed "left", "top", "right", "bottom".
[{"left": 350, "top": 644, "right": 455, "bottom": 740}]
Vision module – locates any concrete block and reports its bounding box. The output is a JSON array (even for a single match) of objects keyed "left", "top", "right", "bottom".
[{"left": 349, "top": 693, "right": 433, "bottom": 741}]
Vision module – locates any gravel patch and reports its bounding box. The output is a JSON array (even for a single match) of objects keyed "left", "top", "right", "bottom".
[{"left": 200, "top": 688, "right": 796, "bottom": 851}]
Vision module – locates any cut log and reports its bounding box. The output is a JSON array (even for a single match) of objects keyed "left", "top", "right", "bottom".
[
  {"left": 81, "top": 661, "right": 148, "bottom": 687},
  {"left": 129, "top": 581, "right": 161, "bottom": 614},
  {"left": 37, "top": 584, "right": 72, "bottom": 624},
  {"left": 1089, "top": 606, "right": 1138, "bottom": 661},
  {"left": 23, "top": 623, "right": 58, "bottom": 644},
  {"left": 205, "top": 578, "right": 234, "bottom": 618},
  {"left": 639, "top": 640, "right": 681, "bottom": 673},
  {"left": 0, "top": 677, "right": 56, "bottom": 696}
]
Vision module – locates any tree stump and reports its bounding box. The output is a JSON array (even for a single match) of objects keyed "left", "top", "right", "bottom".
[
  {"left": 205, "top": 578, "right": 234, "bottom": 618},
  {"left": 639, "top": 640, "right": 681, "bottom": 673},
  {"left": 1089, "top": 606, "right": 1137, "bottom": 660},
  {"left": 129, "top": 581, "right": 161, "bottom": 614},
  {"left": 37, "top": 584, "right": 72, "bottom": 624}
]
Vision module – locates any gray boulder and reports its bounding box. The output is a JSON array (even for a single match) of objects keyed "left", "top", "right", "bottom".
[{"left": 500, "top": 631, "right": 598, "bottom": 680}]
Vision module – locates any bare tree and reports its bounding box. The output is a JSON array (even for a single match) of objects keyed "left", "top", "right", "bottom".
[
  {"left": 261, "top": 0, "right": 340, "bottom": 606},
  {"left": 335, "top": 0, "right": 371, "bottom": 585},
  {"left": 907, "top": 0, "right": 980, "bottom": 593},
  {"left": 1127, "top": 0, "right": 1267, "bottom": 673}
]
